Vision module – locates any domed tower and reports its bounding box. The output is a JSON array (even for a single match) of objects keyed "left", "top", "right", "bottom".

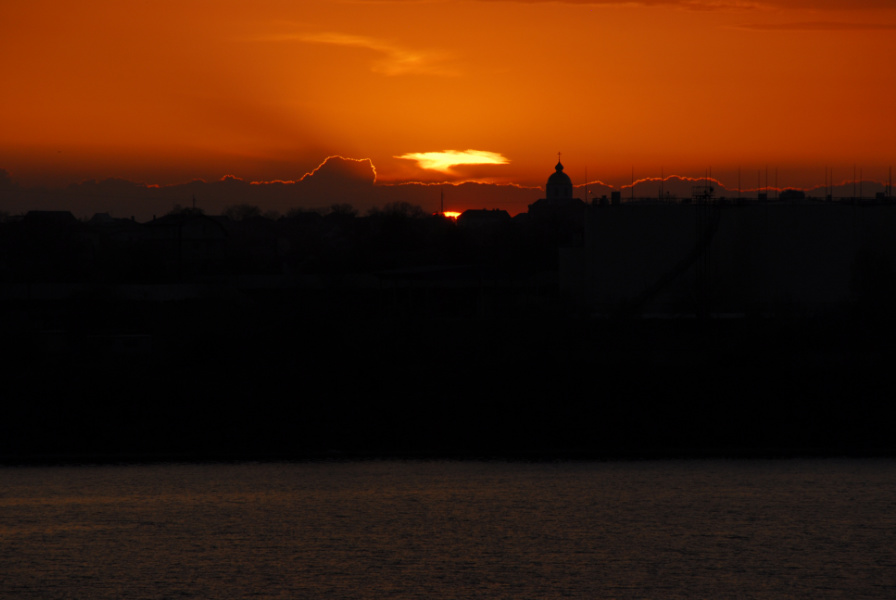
[
  {"left": 528, "top": 156, "right": 585, "bottom": 222},
  {"left": 546, "top": 161, "right": 573, "bottom": 200}
]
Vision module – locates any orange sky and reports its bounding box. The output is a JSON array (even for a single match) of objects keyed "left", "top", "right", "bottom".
[{"left": 2, "top": 0, "right": 894, "bottom": 194}]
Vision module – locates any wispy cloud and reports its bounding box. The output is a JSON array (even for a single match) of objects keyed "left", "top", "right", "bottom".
[
  {"left": 735, "top": 21, "right": 896, "bottom": 31},
  {"left": 745, "top": 0, "right": 896, "bottom": 8},
  {"left": 254, "top": 31, "right": 455, "bottom": 76},
  {"left": 345, "top": 0, "right": 759, "bottom": 9},
  {"left": 396, "top": 150, "right": 510, "bottom": 172},
  {"left": 349, "top": 0, "right": 895, "bottom": 10}
]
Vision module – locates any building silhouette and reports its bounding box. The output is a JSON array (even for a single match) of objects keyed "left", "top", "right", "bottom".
[
  {"left": 527, "top": 159, "right": 586, "bottom": 248},
  {"left": 546, "top": 160, "right": 573, "bottom": 199},
  {"left": 528, "top": 160, "right": 585, "bottom": 216}
]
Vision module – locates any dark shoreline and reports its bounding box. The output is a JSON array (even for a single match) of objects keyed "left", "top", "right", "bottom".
[
  {"left": 5, "top": 448, "right": 896, "bottom": 468},
  {"left": 4, "top": 293, "right": 895, "bottom": 465}
]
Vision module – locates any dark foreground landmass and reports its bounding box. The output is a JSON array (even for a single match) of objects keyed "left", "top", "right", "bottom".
[
  {"left": 3, "top": 204, "right": 896, "bottom": 463},
  {"left": 3, "top": 287, "right": 895, "bottom": 464}
]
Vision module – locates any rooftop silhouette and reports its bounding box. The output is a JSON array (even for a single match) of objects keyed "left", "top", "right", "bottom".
[{"left": 2, "top": 159, "right": 896, "bottom": 463}]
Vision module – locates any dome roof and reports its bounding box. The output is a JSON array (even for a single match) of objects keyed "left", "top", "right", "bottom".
[
  {"left": 546, "top": 161, "right": 573, "bottom": 199},
  {"left": 547, "top": 162, "right": 572, "bottom": 187}
]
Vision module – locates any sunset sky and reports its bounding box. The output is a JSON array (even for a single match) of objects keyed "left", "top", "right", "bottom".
[{"left": 2, "top": 0, "right": 894, "bottom": 199}]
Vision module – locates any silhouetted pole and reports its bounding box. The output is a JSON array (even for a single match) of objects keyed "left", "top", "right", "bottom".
[{"left": 696, "top": 195, "right": 711, "bottom": 320}]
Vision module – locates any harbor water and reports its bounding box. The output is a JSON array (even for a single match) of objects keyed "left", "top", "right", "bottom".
[{"left": 2, "top": 460, "right": 895, "bottom": 599}]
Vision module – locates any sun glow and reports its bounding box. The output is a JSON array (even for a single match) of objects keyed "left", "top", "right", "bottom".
[{"left": 396, "top": 150, "right": 510, "bottom": 173}]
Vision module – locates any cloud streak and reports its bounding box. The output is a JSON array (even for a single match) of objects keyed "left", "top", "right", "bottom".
[
  {"left": 735, "top": 21, "right": 896, "bottom": 31},
  {"left": 355, "top": 0, "right": 895, "bottom": 10},
  {"left": 254, "top": 31, "right": 455, "bottom": 76}
]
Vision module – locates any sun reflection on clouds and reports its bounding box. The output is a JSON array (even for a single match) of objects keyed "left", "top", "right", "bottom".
[{"left": 396, "top": 150, "right": 510, "bottom": 173}]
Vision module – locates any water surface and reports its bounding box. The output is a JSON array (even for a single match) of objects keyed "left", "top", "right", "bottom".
[{"left": 2, "top": 460, "right": 894, "bottom": 599}]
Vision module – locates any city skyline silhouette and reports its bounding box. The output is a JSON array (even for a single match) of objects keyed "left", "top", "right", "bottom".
[
  {"left": 2, "top": 157, "right": 894, "bottom": 222},
  {"left": 3, "top": 155, "right": 896, "bottom": 463}
]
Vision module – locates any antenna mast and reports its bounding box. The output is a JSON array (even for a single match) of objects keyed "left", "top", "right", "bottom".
[{"left": 584, "top": 165, "right": 588, "bottom": 203}]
